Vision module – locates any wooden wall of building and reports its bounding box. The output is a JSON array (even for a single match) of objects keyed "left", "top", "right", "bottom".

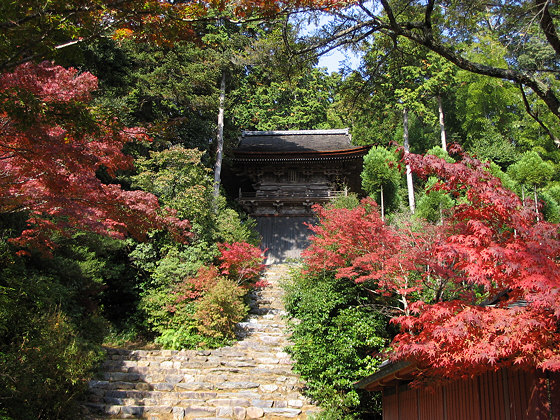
[{"left": 382, "top": 369, "right": 560, "bottom": 420}]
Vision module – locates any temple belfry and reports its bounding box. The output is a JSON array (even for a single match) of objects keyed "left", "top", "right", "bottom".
[{"left": 230, "top": 129, "right": 369, "bottom": 263}]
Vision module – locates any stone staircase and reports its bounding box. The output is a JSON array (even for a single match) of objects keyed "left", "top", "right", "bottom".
[{"left": 83, "top": 264, "right": 319, "bottom": 419}]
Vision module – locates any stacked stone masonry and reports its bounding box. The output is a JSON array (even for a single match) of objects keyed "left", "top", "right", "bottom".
[{"left": 83, "top": 264, "right": 319, "bottom": 419}]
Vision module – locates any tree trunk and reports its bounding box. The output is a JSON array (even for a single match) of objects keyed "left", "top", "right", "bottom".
[
  {"left": 437, "top": 94, "right": 447, "bottom": 152},
  {"left": 403, "top": 107, "right": 415, "bottom": 214},
  {"left": 213, "top": 71, "right": 226, "bottom": 199},
  {"left": 534, "top": 185, "right": 540, "bottom": 222},
  {"left": 380, "top": 183, "right": 385, "bottom": 222}
]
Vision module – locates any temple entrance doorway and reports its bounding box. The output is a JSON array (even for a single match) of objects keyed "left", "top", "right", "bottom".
[{"left": 255, "top": 216, "right": 314, "bottom": 264}]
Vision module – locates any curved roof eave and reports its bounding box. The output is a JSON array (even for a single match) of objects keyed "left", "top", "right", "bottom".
[{"left": 232, "top": 146, "right": 371, "bottom": 161}]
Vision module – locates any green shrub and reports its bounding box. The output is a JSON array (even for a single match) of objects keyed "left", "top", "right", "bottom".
[
  {"left": 214, "top": 207, "right": 260, "bottom": 245},
  {"left": 193, "top": 278, "right": 248, "bottom": 339},
  {"left": 0, "top": 310, "right": 104, "bottom": 419},
  {"left": 283, "top": 267, "right": 386, "bottom": 417},
  {"left": 415, "top": 178, "right": 455, "bottom": 224},
  {"left": 307, "top": 406, "right": 360, "bottom": 420},
  {"left": 0, "top": 234, "right": 107, "bottom": 419},
  {"left": 138, "top": 266, "right": 219, "bottom": 337},
  {"left": 539, "top": 190, "right": 560, "bottom": 223},
  {"left": 155, "top": 326, "right": 225, "bottom": 349},
  {"left": 139, "top": 286, "right": 180, "bottom": 333},
  {"left": 328, "top": 192, "right": 360, "bottom": 210}
]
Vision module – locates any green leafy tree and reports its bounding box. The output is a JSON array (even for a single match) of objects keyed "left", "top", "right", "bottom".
[
  {"left": 452, "top": 38, "right": 525, "bottom": 167},
  {"left": 232, "top": 67, "right": 342, "bottom": 130},
  {"left": 339, "top": 37, "right": 441, "bottom": 150},
  {"left": 297, "top": 0, "right": 560, "bottom": 129},
  {"left": 508, "top": 150, "right": 556, "bottom": 189},
  {"left": 507, "top": 150, "right": 557, "bottom": 220},
  {"left": 68, "top": 39, "right": 222, "bottom": 152},
  {"left": 415, "top": 147, "right": 456, "bottom": 223},
  {"left": 132, "top": 147, "right": 215, "bottom": 238},
  {"left": 361, "top": 146, "right": 401, "bottom": 219}
]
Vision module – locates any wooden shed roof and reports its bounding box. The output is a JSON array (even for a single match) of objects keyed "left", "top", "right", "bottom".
[{"left": 354, "top": 361, "right": 417, "bottom": 392}]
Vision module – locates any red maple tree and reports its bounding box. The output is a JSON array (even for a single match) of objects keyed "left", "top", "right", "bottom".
[
  {"left": 303, "top": 149, "right": 560, "bottom": 380},
  {"left": 0, "top": 61, "right": 191, "bottom": 254},
  {"left": 218, "top": 241, "right": 266, "bottom": 285},
  {"left": 391, "top": 150, "right": 560, "bottom": 379},
  {"left": 303, "top": 199, "right": 447, "bottom": 317}
]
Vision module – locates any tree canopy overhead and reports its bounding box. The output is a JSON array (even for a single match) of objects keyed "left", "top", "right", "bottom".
[
  {"left": 293, "top": 0, "right": 560, "bottom": 135},
  {"left": 0, "top": 0, "right": 342, "bottom": 72}
]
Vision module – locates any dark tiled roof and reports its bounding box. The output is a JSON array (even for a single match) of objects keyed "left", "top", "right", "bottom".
[{"left": 237, "top": 129, "right": 362, "bottom": 152}]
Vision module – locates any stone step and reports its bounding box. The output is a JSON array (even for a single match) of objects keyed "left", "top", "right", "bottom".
[
  {"left": 82, "top": 264, "right": 319, "bottom": 419},
  {"left": 88, "top": 394, "right": 309, "bottom": 410},
  {"left": 99, "top": 359, "right": 296, "bottom": 376},
  {"left": 89, "top": 379, "right": 302, "bottom": 396},
  {"left": 102, "top": 352, "right": 292, "bottom": 366},
  {"left": 85, "top": 403, "right": 309, "bottom": 419}
]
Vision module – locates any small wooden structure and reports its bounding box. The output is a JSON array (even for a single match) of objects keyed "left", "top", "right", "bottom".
[
  {"left": 230, "top": 129, "right": 368, "bottom": 263},
  {"left": 355, "top": 361, "right": 560, "bottom": 420}
]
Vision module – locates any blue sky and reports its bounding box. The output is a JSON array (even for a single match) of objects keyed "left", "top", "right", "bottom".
[
  {"left": 300, "top": 12, "right": 363, "bottom": 74},
  {"left": 317, "top": 48, "right": 362, "bottom": 73}
]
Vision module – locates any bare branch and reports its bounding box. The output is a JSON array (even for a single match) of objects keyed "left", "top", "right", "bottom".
[
  {"left": 379, "top": 0, "right": 399, "bottom": 30},
  {"left": 290, "top": 18, "right": 383, "bottom": 57},
  {"left": 536, "top": 0, "right": 560, "bottom": 56},
  {"left": 425, "top": 0, "right": 436, "bottom": 33},
  {"left": 396, "top": 27, "right": 560, "bottom": 122},
  {"left": 518, "top": 83, "right": 560, "bottom": 146}
]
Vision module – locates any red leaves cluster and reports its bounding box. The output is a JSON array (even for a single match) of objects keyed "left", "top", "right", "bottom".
[
  {"left": 303, "top": 199, "right": 441, "bottom": 314},
  {"left": 170, "top": 266, "right": 220, "bottom": 309},
  {"left": 169, "top": 242, "right": 266, "bottom": 311},
  {"left": 218, "top": 241, "right": 266, "bottom": 286},
  {"left": 391, "top": 151, "right": 560, "bottom": 379},
  {"left": 305, "top": 150, "right": 560, "bottom": 381},
  {"left": 100, "top": 0, "right": 353, "bottom": 46},
  {"left": 0, "top": 62, "right": 191, "bottom": 253},
  {"left": 303, "top": 199, "right": 394, "bottom": 274}
]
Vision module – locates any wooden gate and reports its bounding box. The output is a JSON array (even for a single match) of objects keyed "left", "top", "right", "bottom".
[{"left": 256, "top": 216, "right": 314, "bottom": 264}]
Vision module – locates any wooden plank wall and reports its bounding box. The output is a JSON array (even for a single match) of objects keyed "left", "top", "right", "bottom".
[
  {"left": 383, "top": 369, "right": 560, "bottom": 420},
  {"left": 418, "top": 387, "right": 444, "bottom": 420},
  {"left": 383, "top": 391, "right": 399, "bottom": 420},
  {"left": 447, "top": 377, "right": 480, "bottom": 420},
  {"left": 255, "top": 216, "right": 315, "bottom": 264}
]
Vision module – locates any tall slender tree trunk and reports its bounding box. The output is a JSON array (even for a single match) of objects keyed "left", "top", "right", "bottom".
[
  {"left": 403, "top": 107, "right": 415, "bottom": 214},
  {"left": 380, "top": 183, "right": 385, "bottom": 222},
  {"left": 534, "top": 185, "right": 540, "bottom": 222},
  {"left": 437, "top": 95, "right": 447, "bottom": 152},
  {"left": 213, "top": 71, "right": 226, "bottom": 199}
]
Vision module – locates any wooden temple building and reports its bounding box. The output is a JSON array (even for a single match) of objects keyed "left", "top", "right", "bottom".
[{"left": 228, "top": 129, "right": 369, "bottom": 263}]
